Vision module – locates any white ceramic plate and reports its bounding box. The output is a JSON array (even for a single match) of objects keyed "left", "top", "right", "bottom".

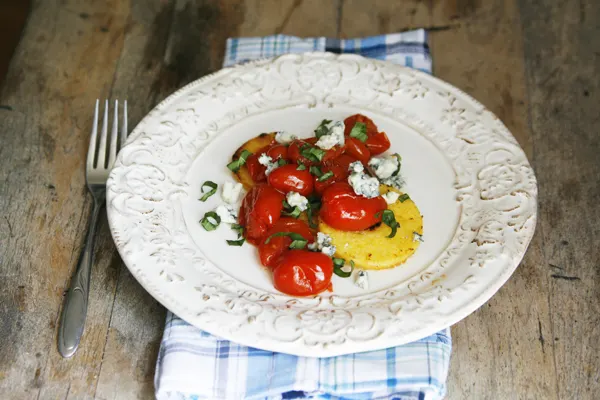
[{"left": 107, "top": 53, "right": 537, "bottom": 357}]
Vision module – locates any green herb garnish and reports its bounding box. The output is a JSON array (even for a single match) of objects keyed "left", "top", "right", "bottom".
[
  {"left": 300, "top": 144, "right": 326, "bottom": 162},
  {"left": 226, "top": 238, "right": 245, "bottom": 246},
  {"left": 297, "top": 161, "right": 307, "bottom": 171},
  {"left": 317, "top": 171, "right": 334, "bottom": 182},
  {"left": 314, "top": 119, "right": 332, "bottom": 138},
  {"left": 309, "top": 165, "right": 323, "bottom": 177},
  {"left": 265, "top": 232, "right": 308, "bottom": 249},
  {"left": 289, "top": 239, "right": 308, "bottom": 249},
  {"left": 200, "top": 211, "right": 221, "bottom": 231},
  {"left": 227, "top": 150, "right": 253, "bottom": 172},
  {"left": 398, "top": 193, "right": 410, "bottom": 203},
  {"left": 349, "top": 122, "right": 368, "bottom": 142},
  {"left": 283, "top": 206, "right": 302, "bottom": 218},
  {"left": 277, "top": 158, "right": 287, "bottom": 167},
  {"left": 332, "top": 257, "right": 354, "bottom": 278},
  {"left": 391, "top": 153, "right": 402, "bottom": 177},
  {"left": 306, "top": 196, "right": 321, "bottom": 229},
  {"left": 375, "top": 209, "right": 400, "bottom": 238},
  {"left": 199, "top": 181, "right": 218, "bottom": 202}
]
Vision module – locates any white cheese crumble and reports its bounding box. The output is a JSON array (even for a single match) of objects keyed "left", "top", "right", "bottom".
[
  {"left": 348, "top": 168, "right": 380, "bottom": 199},
  {"left": 382, "top": 191, "right": 400, "bottom": 205},
  {"left": 258, "top": 153, "right": 278, "bottom": 176},
  {"left": 354, "top": 270, "right": 369, "bottom": 290},
  {"left": 413, "top": 232, "right": 424, "bottom": 242},
  {"left": 222, "top": 181, "right": 243, "bottom": 204},
  {"left": 286, "top": 191, "right": 308, "bottom": 211},
  {"left": 348, "top": 161, "right": 364, "bottom": 173},
  {"left": 309, "top": 232, "right": 337, "bottom": 257},
  {"left": 315, "top": 120, "right": 345, "bottom": 150},
  {"left": 381, "top": 174, "right": 405, "bottom": 190},
  {"left": 215, "top": 204, "right": 237, "bottom": 224},
  {"left": 275, "top": 131, "right": 297, "bottom": 144},
  {"left": 368, "top": 156, "right": 399, "bottom": 180}
]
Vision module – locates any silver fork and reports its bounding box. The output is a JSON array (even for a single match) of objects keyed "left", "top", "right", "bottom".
[{"left": 58, "top": 99, "right": 128, "bottom": 358}]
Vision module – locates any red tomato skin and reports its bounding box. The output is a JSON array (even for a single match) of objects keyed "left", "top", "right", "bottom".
[
  {"left": 319, "top": 182, "right": 387, "bottom": 231},
  {"left": 288, "top": 139, "right": 316, "bottom": 166},
  {"left": 313, "top": 162, "right": 346, "bottom": 195},
  {"left": 273, "top": 250, "right": 333, "bottom": 296},
  {"left": 239, "top": 184, "right": 285, "bottom": 245},
  {"left": 365, "top": 131, "right": 391, "bottom": 155},
  {"left": 258, "top": 219, "right": 314, "bottom": 268},
  {"left": 331, "top": 154, "right": 359, "bottom": 173},
  {"left": 321, "top": 145, "right": 345, "bottom": 163},
  {"left": 344, "top": 137, "right": 371, "bottom": 164},
  {"left": 344, "top": 114, "right": 378, "bottom": 137},
  {"left": 267, "top": 164, "right": 314, "bottom": 196},
  {"left": 266, "top": 144, "right": 289, "bottom": 161},
  {"left": 245, "top": 153, "right": 267, "bottom": 182}
]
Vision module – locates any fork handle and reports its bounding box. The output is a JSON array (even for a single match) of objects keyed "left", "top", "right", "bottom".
[{"left": 58, "top": 196, "right": 104, "bottom": 358}]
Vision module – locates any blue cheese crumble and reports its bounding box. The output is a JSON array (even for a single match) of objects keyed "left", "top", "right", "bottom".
[
  {"left": 315, "top": 120, "right": 345, "bottom": 150},
  {"left": 222, "top": 181, "right": 243, "bottom": 204},
  {"left": 258, "top": 153, "right": 278, "bottom": 176},
  {"left": 286, "top": 191, "right": 308, "bottom": 211},
  {"left": 354, "top": 270, "right": 369, "bottom": 289},
  {"left": 215, "top": 204, "right": 237, "bottom": 224},
  {"left": 275, "top": 131, "right": 297, "bottom": 144},
  {"left": 347, "top": 161, "right": 380, "bottom": 199},
  {"left": 382, "top": 191, "right": 400, "bottom": 205},
  {"left": 369, "top": 155, "right": 405, "bottom": 189},
  {"left": 308, "top": 232, "right": 336, "bottom": 257}
]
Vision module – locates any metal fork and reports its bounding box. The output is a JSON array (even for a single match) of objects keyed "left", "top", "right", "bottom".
[{"left": 58, "top": 99, "right": 128, "bottom": 358}]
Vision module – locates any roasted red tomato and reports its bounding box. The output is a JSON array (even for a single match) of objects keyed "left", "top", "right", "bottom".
[
  {"left": 288, "top": 139, "right": 316, "bottom": 166},
  {"left": 365, "top": 131, "right": 391, "bottom": 155},
  {"left": 273, "top": 250, "right": 333, "bottom": 296},
  {"left": 344, "top": 114, "right": 378, "bottom": 137},
  {"left": 258, "top": 219, "right": 314, "bottom": 268},
  {"left": 239, "top": 184, "right": 285, "bottom": 245},
  {"left": 344, "top": 137, "right": 371, "bottom": 164},
  {"left": 266, "top": 144, "right": 289, "bottom": 161},
  {"left": 320, "top": 182, "right": 387, "bottom": 231},
  {"left": 267, "top": 164, "right": 314, "bottom": 196},
  {"left": 313, "top": 163, "right": 344, "bottom": 195},
  {"left": 331, "top": 154, "right": 359, "bottom": 172},
  {"left": 245, "top": 153, "right": 267, "bottom": 182}
]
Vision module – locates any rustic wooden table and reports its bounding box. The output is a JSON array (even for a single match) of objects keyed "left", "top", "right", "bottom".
[{"left": 1, "top": 1, "right": 598, "bottom": 399}]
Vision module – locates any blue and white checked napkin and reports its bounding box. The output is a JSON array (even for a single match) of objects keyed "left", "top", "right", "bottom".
[{"left": 155, "top": 30, "right": 451, "bottom": 400}]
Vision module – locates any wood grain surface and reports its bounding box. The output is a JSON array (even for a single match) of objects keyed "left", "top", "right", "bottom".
[{"left": 0, "top": 0, "right": 598, "bottom": 399}]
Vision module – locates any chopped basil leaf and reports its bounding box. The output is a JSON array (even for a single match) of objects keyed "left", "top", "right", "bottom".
[
  {"left": 277, "top": 158, "right": 287, "bottom": 167},
  {"left": 306, "top": 196, "right": 321, "bottom": 229},
  {"left": 318, "top": 171, "right": 334, "bottom": 182},
  {"left": 227, "top": 150, "right": 252, "bottom": 172},
  {"left": 282, "top": 206, "right": 302, "bottom": 218},
  {"left": 301, "top": 144, "right": 326, "bottom": 162},
  {"left": 391, "top": 153, "right": 402, "bottom": 177},
  {"left": 314, "top": 119, "right": 332, "bottom": 138},
  {"left": 349, "top": 122, "right": 368, "bottom": 142},
  {"left": 297, "top": 161, "right": 307, "bottom": 170},
  {"left": 398, "top": 193, "right": 410, "bottom": 202},
  {"left": 333, "top": 257, "right": 354, "bottom": 278},
  {"left": 309, "top": 165, "right": 323, "bottom": 177},
  {"left": 231, "top": 223, "right": 244, "bottom": 237},
  {"left": 289, "top": 239, "right": 308, "bottom": 249},
  {"left": 376, "top": 209, "right": 400, "bottom": 238},
  {"left": 265, "top": 231, "right": 306, "bottom": 244},
  {"left": 226, "top": 238, "right": 245, "bottom": 246},
  {"left": 199, "top": 181, "right": 218, "bottom": 202},
  {"left": 200, "top": 211, "right": 221, "bottom": 231}
]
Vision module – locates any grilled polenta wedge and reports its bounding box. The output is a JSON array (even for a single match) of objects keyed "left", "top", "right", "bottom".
[
  {"left": 319, "top": 185, "right": 423, "bottom": 270},
  {"left": 231, "top": 132, "right": 276, "bottom": 189}
]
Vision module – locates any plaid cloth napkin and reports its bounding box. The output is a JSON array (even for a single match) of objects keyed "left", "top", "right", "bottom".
[{"left": 155, "top": 30, "right": 451, "bottom": 400}]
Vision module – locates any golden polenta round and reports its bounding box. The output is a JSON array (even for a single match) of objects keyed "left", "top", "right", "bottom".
[{"left": 318, "top": 186, "right": 423, "bottom": 270}]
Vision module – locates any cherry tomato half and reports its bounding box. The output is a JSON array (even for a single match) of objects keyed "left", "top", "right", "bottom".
[
  {"left": 319, "top": 182, "right": 387, "bottom": 231},
  {"left": 245, "top": 153, "right": 267, "bottom": 182},
  {"left": 258, "top": 219, "right": 314, "bottom": 268},
  {"left": 365, "top": 131, "right": 391, "bottom": 155},
  {"left": 273, "top": 250, "right": 333, "bottom": 296},
  {"left": 288, "top": 139, "right": 317, "bottom": 167},
  {"left": 266, "top": 144, "right": 289, "bottom": 161},
  {"left": 267, "top": 164, "right": 314, "bottom": 196},
  {"left": 344, "top": 114, "right": 378, "bottom": 137},
  {"left": 344, "top": 137, "right": 371, "bottom": 164},
  {"left": 239, "top": 184, "right": 285, "bottom": 245}
]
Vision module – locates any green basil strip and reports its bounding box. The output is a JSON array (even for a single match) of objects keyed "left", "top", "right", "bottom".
[
  {"left": 297, "top": 161, "right": 307, "bottom": 171},
  {"left": 282, "top": 206, "right": 302, "bottom": 218},
  {"left": 265, "top": 231, "right": 305, "bottom": 244},
  {"left": 398, "top": 193, "right": 410, "bottom": 203},
  {"left": 314, "top": 119, "right": 332, "bottom": 138},
  {"left": 309, "top": 165, "right": 323, "bottom": 177},
  {"left": 391, "top": 153, "right": 402, "bottom": 177},
  {"left": 378, "top": 209, "right": 399, "bottom": 238},
  {"left": 317, "top": 171, "right": 334, "bottom": 182},
  {"left": 199, "top": 181, "right": 218, "bottom": 202},
  {"left": 349, "top": 122, "right": 368, "bottom": 142},
  {"left": 289, "top": 239, "right": 308, "bottom": 249},
  {"left": 301, "top": 145, "right": 326, "bottom": 162},
  {"left": 306, "top": 196, "right": 321, "bottom": 229},
  {"left": 227, "top": 149, "right": 253, "bottom": 172},
  {"left": 277, "top": 158, "right": 287, "bottom": 167},
  {"left": 231, "top": 223, "right": 244, "bottom": 237},
  {"left": 333, "top": 257, "right": 354, "bottom": 278},
  {"left": 201, "top": 211, "right": 221, "bottom": 231},
  {"left": 226, "top": 238, "right": 245, "bottom": 246}
]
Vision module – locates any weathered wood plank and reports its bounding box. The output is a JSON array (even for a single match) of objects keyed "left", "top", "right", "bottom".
[
  {"left": 340, "top": 1, "right": 557, "bottom": 398},
  {"left": 519, "top": 0, "right": 600, "bottom": 398}
]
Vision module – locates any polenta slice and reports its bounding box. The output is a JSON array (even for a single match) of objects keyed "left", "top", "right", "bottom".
[
  {"left": 319, "top": 185, "right": 423, "bottom": 270},
  {"left": 231, "top": 132, "right": 275, "bottom": 189}
]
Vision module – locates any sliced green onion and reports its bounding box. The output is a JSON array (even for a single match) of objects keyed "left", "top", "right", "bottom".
[
  {"left": 227, "top": 150, "right": 252, "bottom": 172},
  {"left": 289, "top": 238, "right": 308, "bottom": 249},
  {"left": 398, "top": 193, "right": 410, "bottom": 203},
  {"left": 282, "top": 206, "right": 302, "bottom": 218},
  {"left": 376, "top": 209, "right": 400, "bottom": 238},
  {"left": 297, "top": 161, "right": 307, "bottom": 171},
  {"left": 333, "top": 257, "right": 354, "bottom": 278},
  {"left": 309, "top": 165, "right": 323, "bottom": 177},
  {"left": 265, "top": 231, "right": 306, "bottom": 244},
  {"left": 317, "top": 171, "right": 334, "bottom": 182},
  {"left": 349, "top": 122, "right": 368, "bottom": 142},
  {"left": 200, "top": 211, "right": 221, "bottom": 231},
  {"left": 391, "top": 153, "right": 402, "bottom": 177},
  {"left": 314, "top": 119, "right": 332, "bottom": 138},
  {"left": 199, "top": 181, "right": 218, "bottom": 202},
  {"left": 226, "top": 238, "right": 245, "bottom": 246}
]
